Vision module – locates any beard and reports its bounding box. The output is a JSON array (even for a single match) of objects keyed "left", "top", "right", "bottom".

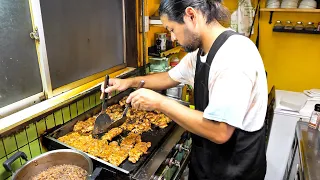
[{"left": 181, "top": 26, "right": 202, "bottom": 53}]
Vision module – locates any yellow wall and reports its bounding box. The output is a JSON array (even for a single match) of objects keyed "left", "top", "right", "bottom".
[
  {"left": 260, "top": 11, "right": 320, "bottom": 92},
  {"left": 143, "top": 0, "right": 320, "bottom": 92},
  {"left": 222, "top": 1, "right": 320, "bottom": 92}
]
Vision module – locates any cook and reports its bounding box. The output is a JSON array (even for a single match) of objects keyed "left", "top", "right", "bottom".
[{"left": 102, "top": 0, "right": 268, "bottom": 179}]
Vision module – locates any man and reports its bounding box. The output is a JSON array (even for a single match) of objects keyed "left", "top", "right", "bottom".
[{"left": 102, "top": 0, "right": 268, "bottom": 179}]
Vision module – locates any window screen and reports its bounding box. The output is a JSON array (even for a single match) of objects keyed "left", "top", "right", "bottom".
[
  {"left": 0, "top": 0, "right": 43, "bottom": 108},
  {"left": 40, "top": 0, "right": 125, "bottom": 89}
]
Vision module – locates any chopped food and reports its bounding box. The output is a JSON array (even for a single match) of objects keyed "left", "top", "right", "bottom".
[
  {"left": 129, "top": 142, "right": 152, "bottom": 163},
  {"left": 73, "top": 117, "right": 96, "bottom": 134},
  {"left": 107, "top": 104, "right": 123, "bottom": 112},
  {"left": 31, "top": 164, "right": 87, "bottom": 180},
  {"left": 87, "top": 139, "right": 108, "bottom": 157},
  {"left": 101, "top": 127, "right": 123, "bottom": 141},
  {"left": 131, "top": 118, "right": 152, "bottom": 134},
  {"left": 120, "top": 132, "right": 141, "bottom": 151},
  {"left": 108, "top": 148, "right": 129, "bottom": 166},
  {"left": 146, "top": 112, "right": 171, "bottom": 128},
  {"left": 119, "top": 96, "right": 128, "bottom": 107},
  {"left": 106, "top": 104, "right": 124, "bottom": 120},
  {"left": 57, "top": 95, "right": 172, "bottom": 166},
  {"left": 100, "top": 141, "right": 120, "bottom": 162}
]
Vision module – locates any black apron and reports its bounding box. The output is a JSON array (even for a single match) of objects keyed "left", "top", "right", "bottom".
[{"left": 189, "top": 30, "right": 266, "bottom": 180}]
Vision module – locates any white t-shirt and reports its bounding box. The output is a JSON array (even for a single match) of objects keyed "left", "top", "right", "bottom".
[{"left": 168, "top": 34, "right": 268, "bottom": 132}]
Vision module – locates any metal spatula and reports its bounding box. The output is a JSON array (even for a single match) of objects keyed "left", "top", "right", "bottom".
[
  {"left": 92, "top": 75, "right": 112, "bottom": 138},
  {"left": 100, "top": 80, "right": 145, "bottom": 132}
]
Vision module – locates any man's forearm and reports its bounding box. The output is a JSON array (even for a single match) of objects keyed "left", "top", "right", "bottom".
[
  {"left": 129, "top": 72, "right": 179, "bottom": 90},
  {"left": 158, "top": 97, "right": 235, "bottom": 144}
]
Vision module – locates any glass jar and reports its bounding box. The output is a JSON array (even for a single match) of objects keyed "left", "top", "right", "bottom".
[
  {"left": 305, "top": 22, "right": 316, "bottom": 31},
  {"left": 274, "top": 20, "right": 284, "bottom": 30},
  {"left": 284, "top": 21, "right": 294, "bottom": 30},
  {"left": 294, "top": 21, "right": 304, "bottom": 31},
  {"left": 309, "top": 104, "right": 320, "bottom": 129}
]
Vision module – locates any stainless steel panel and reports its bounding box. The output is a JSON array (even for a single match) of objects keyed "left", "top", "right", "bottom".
[
  {"left": 296, "top": 121, "right": 320, "bottom": 180},
  {"left": 0, "top": 0, "right": 42, "bottom": 108},
  {"left": 133, "top": 126, "right": 186, "bottom": 180}
]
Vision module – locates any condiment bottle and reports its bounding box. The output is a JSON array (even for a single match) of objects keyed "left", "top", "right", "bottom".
[
  {"left": 156, "top": 38, "right": 162, "bottom": 54},
  {"left": 274, "top": 20, "right": 284, "bottom": 30},
  {"left": 309, "top": 104, "right": 320, "bottom": 129},
  {"left": 284, "top": 21, "right": 294, "bottom": 30},
  {"left": 294, "top": 22, "right": 304, "bottom": 31},
  {"left": 317, "top": 22, "right": 320, "bottom": 31},
  {"left": 305, "top": 22, "right": 316, "bottom": 31}
]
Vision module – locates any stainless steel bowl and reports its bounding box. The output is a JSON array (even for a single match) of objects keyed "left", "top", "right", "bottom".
[{"left": 3, "top": 149, "right": 99, "bottom": 180}]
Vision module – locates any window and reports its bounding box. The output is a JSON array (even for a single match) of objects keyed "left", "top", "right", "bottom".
[
  {"left": 0, "top": 0, "right": 43, "bottom": 115},
  {"left": 0, "top": 0, "right": 138, "bottom": 118}
]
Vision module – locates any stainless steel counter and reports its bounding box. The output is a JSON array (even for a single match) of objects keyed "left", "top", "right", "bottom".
[{"left": 296, "top": 121, "right": 320, "bottom": 180}]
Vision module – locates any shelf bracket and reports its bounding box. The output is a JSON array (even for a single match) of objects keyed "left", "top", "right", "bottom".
[{"left": 269, "top": 11, "right": 274, "bottom": 24}]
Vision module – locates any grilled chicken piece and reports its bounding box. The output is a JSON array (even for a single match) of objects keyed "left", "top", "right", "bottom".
[
  {"left": 106, "top": 104, "right": 124, "bottom": 120},
  {"left": 106, "top": 104, "right": 123, "bottom": 112},
  {"left": 87, "top": 139, "right": 108, "bottom": 157},
  {"left": 119, "top": 96, "right": 128, "bottom": 107},
  {"left": 128, "top": 142, "right": 151, "bottom": 163},
  {"left": 73, "top": 117, "right": 96, "bottom": 134},
  {"left": 70, "top": 135, "right": 95, "bottom": 152},
  {"left": 120, "top": 132, "right": 141, "bottom": 150},
  {"left": 101, "top": 127, "right": 123, "bottom": 141},
  {"left": 131, "top": 119, "right": 151, "bottom": 134},
  {"left": 107, "top": 111, "right": 123, "bottom": 121},
  {"left": 146, "top": 112, "right": 171, "bottom": 128},
  {"left": 99, "top": 141, "right": 120, "bottom": 162},
  {"left": 108, "top": 149, "right": 129, "bottom": 166}
]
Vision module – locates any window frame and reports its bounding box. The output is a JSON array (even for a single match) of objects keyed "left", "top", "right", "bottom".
[{"left": 0, "top": 0, "right": 133, "bottom": 119}]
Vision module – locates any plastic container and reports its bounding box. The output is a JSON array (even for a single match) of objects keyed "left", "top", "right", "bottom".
[
  {"left": 170, "top": 57, "right": 180, "bottom": 67},
  {"left": 155, "top": 33, "right": 167, "bottom": 51},
  {"left": 149, "top": 57, "right": 169, "bottom": 73}
]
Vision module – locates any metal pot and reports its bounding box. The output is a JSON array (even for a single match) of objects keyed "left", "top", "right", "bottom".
[
  {"left": 166, "top": 84, "right": 184, "bottom": 100},
  {"left": 3, "top": 149, "right": 102, "bottom": 180}
]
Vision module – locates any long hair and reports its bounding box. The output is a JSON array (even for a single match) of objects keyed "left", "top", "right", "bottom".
[{"left": 159, "top": 0, "right": 229, "bottom": 24}]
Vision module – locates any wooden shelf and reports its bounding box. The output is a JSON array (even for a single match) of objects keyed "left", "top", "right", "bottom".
[
  {"left": 273, "top": 28, "right": 320, "bottom": 34},
  {"left": 260, "top": 8, "right": 320, "bottom": 13},
  {"left": 260, "top": 8, "right": 320, "bottom": 24}
]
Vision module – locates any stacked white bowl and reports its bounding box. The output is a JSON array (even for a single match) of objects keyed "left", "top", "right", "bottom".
[
  {"left": 299, "top": 0, "right": 317, "bottom": 8},
  {"left": 281, "top": 0, "right": 299, "bottom": 8},
  {"left": 267, "top": 0, "right": 281, "bottom": 8}
]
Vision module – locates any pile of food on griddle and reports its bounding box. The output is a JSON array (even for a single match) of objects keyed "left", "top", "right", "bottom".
[{"left": 58, "top": 96, "right": 171, "bottom": 167}]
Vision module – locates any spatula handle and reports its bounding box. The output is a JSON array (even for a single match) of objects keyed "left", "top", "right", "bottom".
[
  {"left": 137, "top": 80, "right": 145, "bottom": 89},
  {"left": 101, "top": 75, "right": 109, "bottom": 112}
]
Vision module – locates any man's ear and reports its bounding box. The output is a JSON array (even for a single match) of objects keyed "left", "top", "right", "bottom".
[
  {"left": 184, "top": 7, "right": 197, "bottom": 25},
  {"left": 185, "top": 7, "right": 197, "bottom": 21}
]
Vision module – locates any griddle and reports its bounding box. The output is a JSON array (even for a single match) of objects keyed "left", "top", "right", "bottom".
[{"left": 43, "top": 89, "right": 177, "bottom": 179}]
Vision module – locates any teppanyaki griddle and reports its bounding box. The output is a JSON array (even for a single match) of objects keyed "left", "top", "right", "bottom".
[{"left": 43, "top": 89, "right": 177, "bottom": 178}]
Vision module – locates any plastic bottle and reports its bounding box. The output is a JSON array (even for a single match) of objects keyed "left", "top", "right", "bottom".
[{"left": 309, "top": 104, "right": 320, "bottom": 129}]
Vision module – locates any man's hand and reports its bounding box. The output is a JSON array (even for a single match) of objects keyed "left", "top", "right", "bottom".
[
  {"left": 126, "top": 88, "right": 166, "bottom": 111},
  {"left": 100, "top": 78, "right": 133, "bottom": 99}
]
